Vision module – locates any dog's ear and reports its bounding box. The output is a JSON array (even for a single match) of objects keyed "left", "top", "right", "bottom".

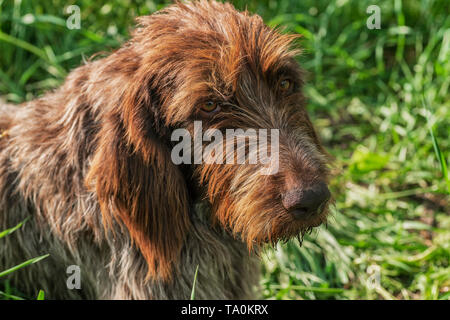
[{"left": 86, "top": 73, "right": 190, "bottom": 280}]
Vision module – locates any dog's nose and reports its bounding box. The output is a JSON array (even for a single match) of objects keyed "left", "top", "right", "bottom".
[{"left": 282, "top": 181, "right": 331, "bottom": 219}]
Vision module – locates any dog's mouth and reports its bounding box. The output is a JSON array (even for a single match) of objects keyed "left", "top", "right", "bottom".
[
  {"left": 278, "top": 197, "right": 333, "bottom": 241},
  {"left": 239, "top": 201, "right": 332, "bottom": 247},
  {"left": 287, "top": 203, "right": 328, "bottom": 222}
]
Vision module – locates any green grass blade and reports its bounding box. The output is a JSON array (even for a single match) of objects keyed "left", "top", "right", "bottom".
[
  {"left": 271, "top": 284, "right": 345, "bottom": 294},
  {"left": 429, "top": 127, "right": 450, "bottom": 194},
  {"left": 0, "top": 218, "right": 29, "bottom": 239},
  {"left": 190, "top": 265, "right": 199, "bottom": 300},
  {"left": 37, "top": 290, "right": 45, "bottom": 300},
  {"left": 0, "top": 254, "right": 50, "bottom": 278},
  {"left": 0, "top": 290, "right": 25, "bottom": 300},
  {"left": 0, "top": 30, "right": 49, "bottom": 62}
]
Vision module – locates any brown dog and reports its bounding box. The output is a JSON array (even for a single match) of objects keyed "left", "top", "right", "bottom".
[{"left": 0, "top": 0, "right": 331, "bottom": 299}]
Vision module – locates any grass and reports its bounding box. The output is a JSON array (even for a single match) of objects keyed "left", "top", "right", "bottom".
[
  {"left": 191, "top": 265, "right": 200, "bottom": 300},
  {"left": 0, "top": 219, "right": 49, "bottom": 300},
  {"left": 0, "top": 0, "right": 449, "bottom": 300}
]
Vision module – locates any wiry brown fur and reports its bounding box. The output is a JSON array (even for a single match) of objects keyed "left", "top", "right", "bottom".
[{"left": 0, "top": 0, "right": 330, "bottom": 299}]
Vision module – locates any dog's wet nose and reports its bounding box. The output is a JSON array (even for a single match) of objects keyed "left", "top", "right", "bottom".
[{"left": 282, "top": 181, "right": 331, "bottom": 219}]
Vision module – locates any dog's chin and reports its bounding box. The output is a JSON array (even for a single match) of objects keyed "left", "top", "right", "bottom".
[
  {"left": 233, "top": 207, "right": 330, "bottom": 248},
  {"left": 268, "top": 216, "right": 327, "bottom": 245}
]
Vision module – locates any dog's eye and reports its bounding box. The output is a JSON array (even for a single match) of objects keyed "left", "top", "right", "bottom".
[
  {"left": 279, "top": 79, "right": 293, "bottom": 93},
  {"left": 201, "top": 101, "right": 220, "bottom": 114}
]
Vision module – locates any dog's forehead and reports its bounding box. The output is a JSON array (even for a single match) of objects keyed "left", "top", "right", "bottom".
[
  {"left": 143, "top": 2, "right": 301, "bottom": 75},
  {"left": 185, "top": 12, "right": 299, "bottom": 78},
  {"left": 144, "top": 1, "right": 302, "bottom": 124},
  {"left": 194, "top": 14, "right": 300, "bottom": 82}
]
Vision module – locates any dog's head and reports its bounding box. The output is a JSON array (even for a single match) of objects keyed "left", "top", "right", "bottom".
[{"left": 87, "top": 0, "right": 331, "bottom": 279}]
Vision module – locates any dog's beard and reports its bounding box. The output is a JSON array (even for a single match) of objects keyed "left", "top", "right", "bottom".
[{"left": 202, "top": 164, "right": 331, "bottom": 249}]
